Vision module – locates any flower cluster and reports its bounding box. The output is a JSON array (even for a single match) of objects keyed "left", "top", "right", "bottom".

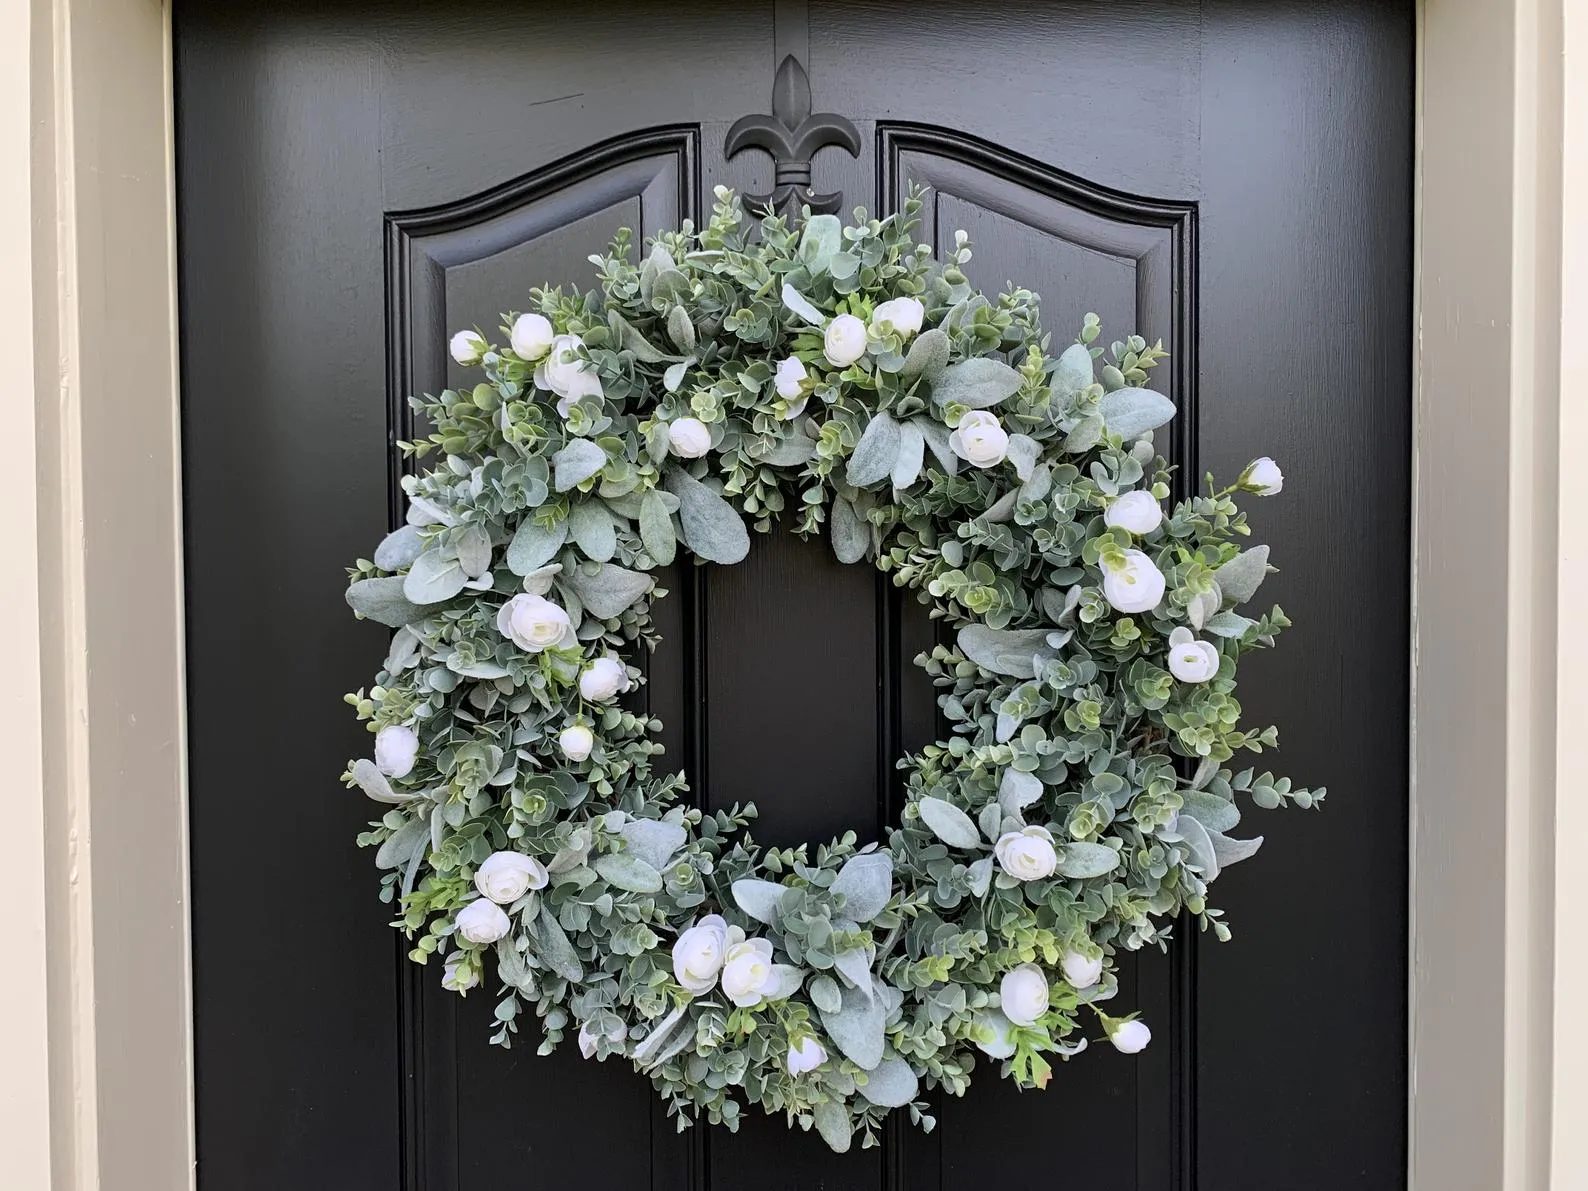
[{"left": 343, "top": 190, "right": 1321, "bottom": 1152}]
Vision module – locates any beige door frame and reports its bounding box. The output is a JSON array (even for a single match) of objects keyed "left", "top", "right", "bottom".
[{"left": 6, "top": 1, "right": 1582, "bottom": 1188}]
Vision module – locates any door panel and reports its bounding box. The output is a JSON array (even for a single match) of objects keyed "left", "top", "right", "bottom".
[{"left": 177, "top": 2, "right": 1412, "bottom": 1188}]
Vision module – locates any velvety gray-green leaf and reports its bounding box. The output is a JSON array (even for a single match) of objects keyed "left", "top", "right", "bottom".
[
  {"left": 564, "top": 562, "right": 652, "bottom": 618},
  {"left": 781, "top": 283, "right": 827, "bottom": 327},
  {"left": 506, "top": 519, "right": 567, "bottom": 575},
  {"left": 846, "top": 412, "right": 903, "bottom": 487},
  {"left": 552, "top": 439, "right": 608, "bottom": 492},
  {"left": 527, "top": 906, "right": 584, "bottom": 982},
  {"left": 566, "top": 501, "right": 616, "bottom": 563},
  {"left": 998, "top": 768, "right": 1043, "bottom": 816},
  {"left": 731, "top": 878, "right": 793, "bottom": 925},
  {"left": 638, "top": 490, "right": 677, "bottom": 566},
  {"left": 900, "top": 328, "right": 950, "bottom": 382},
  {"left": 666, "top": 306, "right": 695, "bottom": 353},
  {"left": 455, "top": 525, "right": 492, "bottom": 577},
  {"left": 1058, "top": 841, "right": 1121, "bottom": 879},
  {"left": 917, "top": 796, "right": 982, "bottom": 849},
  {"left": 373, "top": 525, "right": 426, "bottom": 572},
  {"left": 618, "top": 818, "right": 687, "bottom": 872},
  {"left": 346, "top": 576, "right": 426, "bottom": 628},
  {"left": 1209, "top": 830, "right": 1264, "bottom": 869},
  {"left": 957, "top": 624, "right": 1063, "bottom": 679},
  {"left": 858, "top": 1055, "right": 919, "bottom": 1109},
  {"left": 665, "top": 469, "right": 750, "bottom": 564},
  {"left": 758, "top": 435, "right": 818, "bottom": 466},
  {"left": 403, "top": 549, "right": 469, "bottom": 605},
  {"left": 798, "top": 213, "right": 843, "bottom": 275},
  {"left": 830, "top": 495, "right": 868, "bottom": 564},
  {"left": 1005, "top": 434, "right": 1040, "bottom": 482},
  {"left": 890, "top": 420, "right": 925, "bottom": 490},
  {"left": 1052, "top": 342, "right": 1095, "bottom": 395},
  {"left": 1098, "top": 387, "right": 1176, "bottom": 438},
  {"left": 931, "top": 357, "right": 1024, "bottom": 409},
  {"left": 376, "top": 818, "right": 427, "bottom": 870},
  {"left": 829, "top": 852, "right": 892, "bottom": 922},
  {"left": 917, "top": 418, "right": 959, "bottom": 474},
  {"left": 812, "top": 1100, "right": 852, "bottom": 1153},
  {"left": 610, "top": 310, "right": 668, "bottom": 362},
  {"left": 594, "top": 851, "right": 664, "bottom": 894},
  {"left": 1178, "top": 790, "right": 1241, "bottom": 833},
  {"left": 1215, "top": 545, "right": 1271, "bottom": 604},
  {"left": 819, "top": 981, "right": 887, "bottom": 1070}
]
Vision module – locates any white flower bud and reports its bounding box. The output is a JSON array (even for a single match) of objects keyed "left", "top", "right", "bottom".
[
  {"left": 720, "top": 935, "right": 776, "bottom": 1008},
  {"left": 787, "top": 1036, "right": 828, "bottom": 1076},
  {"left": 579, "top": 656, "right": 628, "bottom": 701},
  {"left": 1166, "top": 627, "right": 1220, "bottom": 683},
  {"left": 558, "top": 724, "right": 594, "bottom": 762},
  {"left": 870, "top": 296, "right": 924, "bottom": 337},
  {"left": 667, "top": 417, "right": 712, "bottom": 458},
  {"left": 510, "top": 312, "right": 554, "bottom": 361},
  {"left": 823, "top": 313, "right": 868, "bottom": 367},
  {"left": 774, "top": 356, "right": 808, "bottom": 399},
  {"left": 496, "top": 593, "right": 573, "bottom": 653},
  {"left": 474, "top": 850, "right": 549, "bottom": 904},
  {"left": 1242, "top": 456, "right": 1284, "bottom": 495},
  {"left": 1103, "top": 490, "right": 1163, "bottom": 535},
  {"left": 535, "top": 333, "right": 603, "bottom": 415},
  {"left": 948, "top": 409, "right": 1010, "bottom": 468},
  {"left": 374, "top": 723, "right": 419, "bottom": 779},
  {"left": 1101, "top": 549, "right": 1166, "bottom": 614},
  {"left": 1000, "top": 962, "right": 1050, "bottom": 1027},
  {"left": 1061, "top": 949, "right": 1104, "bottom": 990},
  {"left": 1110, "top": 1018, "right": 1152, "bottom": 1054},
  {"left": 449, "top": 330, "right": 486, "bottom": 366},
  {"left": 454, "top": 899, "right": 511, "bottom": 946},
  {"left": 672, "top": 914, "right": 730, "bottom": 995},
  {"left": 994, "top": 826, "right": 1058, "bottom": 881}
]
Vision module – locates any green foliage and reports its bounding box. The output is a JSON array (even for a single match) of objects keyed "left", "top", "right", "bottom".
[{"left": 342, "top": 189, "right": 1321, "bottom": 1150}]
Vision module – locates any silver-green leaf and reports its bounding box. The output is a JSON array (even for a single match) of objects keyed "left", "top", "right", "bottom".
[
  {"left": 564, "top": 562, "right": 652, "bottom": 618},
  {"left": 846, "top": 412, "right": 903, "bottom": 487},
  {"left": 830, "top": 495, "right": 868, "bottom": 564},
  {"left": 1052, "top": 342, "right": 1094, "bottom": 396},
  {"left": 731, "top": 878, "right": 793, "bottom": 924},
  {"left": 916, "top": 796, "right": 981, "bottom": 849},
  {"left": 553, "top": 439, "right": 608, "bottom": 492},
  {"left": 595, "top": 852, "right": 664, "bottom": 894},
  {"left": 890, "top": 420, "right": 925, "bottom": 490},
  {"left": 665, "top": 469, "right": 750, "bottom": 564},
  {"left": 506, "top": 519, "right": 567, "bottom": 575},
  {"left": 900, "top": 327, "right": 950, "bottom": 382},
  {"left": 858, "top": 1055, "right": 919, "bottom": 1109},
  {"left": 1058, "top": 841, "right": 1121, "bottom": 879},
  {"left": 1098, "top": 387, "right": 1176, "bottom": 438},
  {"left": 931, "top": 357, "right": 1024, "bottom": 409},
  {"left": 346, "top": 576, "right": 425, "bottom": 628},
  {"left": 566, "top": 501, "right": 616, "bottom": 563},
  {"left": 829, "top": 852, "right": 892, "bottom": 922},
  {"left": 1215, "top": 546, "right": 1271, "bottom": 605},
  {"left": 403, "top": 549, "right": 469, "bottom": 605},
  {"left": 819, "top": 981, "right": 887, "bottom": 1070},
  {"left": 638, "top": 490, "right": 677, "bottom": 566}
]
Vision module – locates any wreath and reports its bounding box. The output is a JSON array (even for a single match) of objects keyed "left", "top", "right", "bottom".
[{"left": 342, "top": 188, "right": 1319, "bottom": 1152}]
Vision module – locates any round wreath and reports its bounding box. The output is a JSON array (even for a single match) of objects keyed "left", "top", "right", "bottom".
[{"left": 342, "top": 188, "right": 1320, "bottom": 1152}]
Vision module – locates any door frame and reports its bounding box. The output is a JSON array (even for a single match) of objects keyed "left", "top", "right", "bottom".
[{"left": 7, "top": 0, "right": 1581, "bottom": 1187}]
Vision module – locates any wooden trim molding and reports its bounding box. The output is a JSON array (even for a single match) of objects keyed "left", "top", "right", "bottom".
[{"left": 6, "top": 0, "right": 1580, "bottom": 1188}]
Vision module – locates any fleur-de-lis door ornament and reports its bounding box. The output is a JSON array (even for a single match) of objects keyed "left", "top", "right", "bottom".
[{"left": 725, "top": 54, "right": 861, "bottom": 218}]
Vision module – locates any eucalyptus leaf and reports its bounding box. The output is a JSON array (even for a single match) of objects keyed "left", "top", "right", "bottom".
[
  {"left": 527, "top": 906, "right": 584, "bottom": 982},
  {"left": 830, "top": 495, "right": 868, "bottom": 564},
  {"left": 798, "top": 213, "right": 843, "bottom": 275},
  {"left": 1058, "top": 842, "right": 1121, "bottom": 879},
  {"left": 899, "top": 327, "right": 950, "bottom": 382},
  {"left": 566, "top": 502, "right": 617, "bottom": 563},
  {"left": 639, "top": 491, "right": 677, "bottom": 566},
  {"left": 564, "top": 562, "right": 652, "bottom": 618},
  {"left": 373, "top": 525, "right": 425, "bottom": 572},
  {"left": 829, "top": 853, "right": 892, "bottom": 922},
  {"left": 1098, "top": 387, "right": 1176, "bottom": 438},
  {"left": 595, "top": 852, "right": 664, "bottom": 894},
  {"left": 403, "top": 549, "right": 469, "bottom": 604},
  {"left": 931, "top": 357, "right": 1024, "bottom": 409},
  {"left": 858, "top": 1055, "right": 919, "bottom": 1109},
  {"left": 1052, "top": 342, "right": 1094, "bottom": 395},
  {"left": 891, "top": 420, "right": 925, "bottom": 490},
  {"left": 916, "top": 796, "right": 982, "bottom": 849},
  {"left": 846, "top": 412, "right": 903, "bottom": 487},
  {"left": 665, "top": 469, "right": 750, "bottom": 564},
  {"left": 346, "top": 576, "right": 425, "bottom": 628},
  {"left": 731, "top": 878, "right": 793, "bottom": 924},
  {"left": 553, "top": 439, "right": 608, "bottom": 492},
  {"left": 819, "top": 980, "right": 887, "bottom": 1070},
  {"left": 506, "top": 519, "right": 568, "bottom": 575},
  {"left": 1215, "top": 546, "right": 1271, "bottom": 605},
  {"left": 618, "top": 818, "right": 687, "bottom": 871}
]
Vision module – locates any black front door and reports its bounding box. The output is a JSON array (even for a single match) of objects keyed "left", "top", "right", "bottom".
[{"left": 176, "top": 3, "right": 1412, "bottom": 1187}]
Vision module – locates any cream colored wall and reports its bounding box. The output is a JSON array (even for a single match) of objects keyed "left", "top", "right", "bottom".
[
  {"left": 3, "top": 0, "right": 1580, "bottom": 1189},
  {"left": 9, "top": 1, "right": 193, "bottom": 1189}
]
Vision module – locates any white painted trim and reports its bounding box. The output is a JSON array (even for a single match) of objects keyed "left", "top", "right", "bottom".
[{"left": 8, "top": 0, "right": 1580, "bottom": 1188}]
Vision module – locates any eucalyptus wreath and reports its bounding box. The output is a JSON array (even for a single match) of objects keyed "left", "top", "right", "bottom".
[{"left": 342, "top": 187, "right": 1320, "bottom": 1153}]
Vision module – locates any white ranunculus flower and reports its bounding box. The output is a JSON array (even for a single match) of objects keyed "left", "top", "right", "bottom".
[
  {"left": 1103, "top": 490, "right": 1163, "bottom": 535},
  {"left": 510, "top": 312, "right": 554, "bottom": 361},
  {"left": 774, "top": 356, "right": 808, "bottom": 399},
  {"left": 374, "top": 723, "right": 419, "bottom": 779},
  {"left": 1102, "top": 548, "right": 1166, "bottom": 614},
  {"left": 994, "top": 825, "right": 1059, "bottom": 881},
  {"left": 455, "top": 899, "right": 512, "bottom": 946},
  {"left": 496, "top": 592, "right": 573, "bottom": 653},
  {"left": 449, "top": 330, "right": 486, "bottom": 366},
  {"left": 1000, "top": 963, "right": 1051, "bottom": 1027},
  {"left": 787, "top": 1036, "right": 827, "bottom": 1076},
  {"left": 579, "top": 656, "right": 628, "bottom": 701},
  {"left": 948, "top": 409, "right": 1010, "bottom": 468},
  {"left": 1110, "top": 1018, "right": 1152, "bottom": 1054},
  {"left": 535, "top": 333, "right": 603, "bottom": 415},
  {"left": 870, "top": 296, "right": 924, "bottom": 338},
  {"left": 667, "top": 417, "right": 712, "bottom": 459},
  {"left": 721, "top": 934, "right": 776, "bottom": 1007},
  {"left": 823, "top": 313, "right": 868, "bottom": 367},
  {"left": 558, "top": 724, "right": 594, "bottom": 762},
  {"left": 1167, "top": 627, "right": 1220, "bottom": 684},
  {"left": 1061, "top": 949, "right": 1104, "bottom": 990},
  {"left": 442, "top": 954, "right": 479, "bottom": 992},
  {"left": 474, "top": 850, "right": 549, "bottom": 904},
  {"left": 1242, "top": 456, "right": 1284, "bottom": 495},
  {"left": 672, "top": 914, "right": 730, "bottom": 994}
]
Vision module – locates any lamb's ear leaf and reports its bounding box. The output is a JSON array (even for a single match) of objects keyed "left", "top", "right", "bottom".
[
  {"left": 798, "top": 214, "right": 843, "bottom": 275},
  {"left": 566, "top": 502, "right": 617, "bottom": 563},
  {"left": 638, "top": 491, "right": 677, "bottom": 566},
  {"left": 1057, "top": 841, "right": 1121, "bottom": 879},
  {"left": 346, "top": 576, "right": 425, "bottom": 628},
  {"left": 526, "top": 905, "right": 584, "bottom": 982},
  {"left": 845, "top": 412, "right": 903, "bottom": 487},
  {"left": 917, "top": 418, "right": 960, "bottom": 474},
  {"left": 819, "top": 981, "right": 887, "bottom": 1071},
  {"left": 1214, "top": 546, "right": 1271, "bottom": 605},
  {"left": 930, "top": 357, "right": 1024, "bottom": 409},
  {"left": 830, "top": 496, "right": 868, "bottom": 564},
  {"left": 829, "top": 853, "right": 893, "bottom": 922},
  {"left": 506, "top": 520, "right": 568, "bottom": 575},
  {"left": 812, "top": 1101, "right": 852, "bottom": 1153},
  {"left": 900, "top": 328, "right": 951, "bottom": 381},
  {"left": 665, "top": 469, "right": 750, "bottom": 564},
  {"left": 1098, "top": 387, "right": 1175, "bottom": 438},
  {"left": 781, "top": 283, "right": 827, "bottom": 327},
  {"left": 373, "top": 525, "right": 426, "bottom": 572},
  {"left": 731, "top": 878, "right": 793, "bottom": 925},
  {"left": 1209, "top": 830, "right": 1264, "bottom": 869},
  {"left": 916, "top": 796, "right": 982, "bottom": 849},
  {"left": 1052, "top": 342, "right": 1094, "bottom": 396},
  {"left": 552, "top": 439, "right": 608, "bottom": 492},
  {"left": 594, "top": 852, "right": 664, "bottom": 894},
  {"left": 402, "top": 549, "right": 469, "bottom": 605},
  {"left": 563, "top": 563, "right": 653, "bottom": 619},
  {"left": 858, "top": 1055, "right": 919, "bottom": 1109},
  {"left": 890, "top": 420, "right": 926, "bottom": 490}
]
